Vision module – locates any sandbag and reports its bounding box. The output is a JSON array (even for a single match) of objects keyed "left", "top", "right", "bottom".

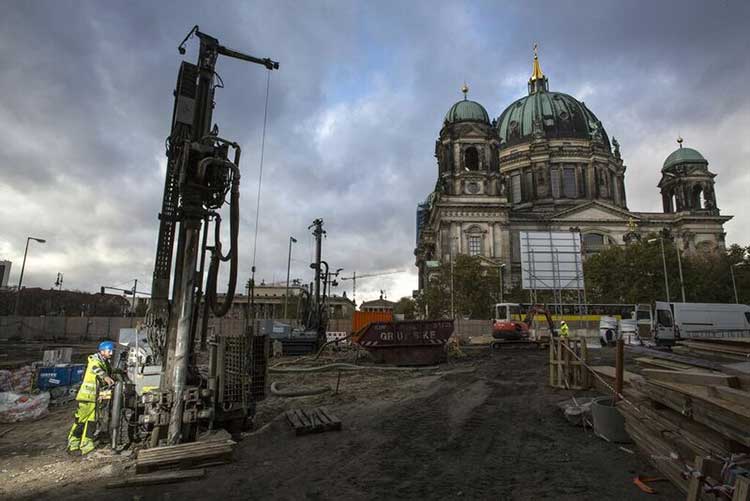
[{"left": 0, "top": 391, "right": 50, "bottom": 423}]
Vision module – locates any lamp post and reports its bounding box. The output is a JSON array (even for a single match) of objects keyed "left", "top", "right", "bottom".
[
  {"left": 674, "top": 242, "right": 686, "bottom": 303},
  {"left": 498, "top": 263, "right": 506, "bottom": 304},
  {"left": 730, "top": 263, "right": 744, "bottom": 304},
  {"left": 14, "top": 236, "right": 46, "bottom": 316},
  {"left": 449, "top": 236, "right": 459, "bottom": 320},
  {"left": 284, "top": 236, "right": 297, "bottom": 320},
  {"left": 648, "top": 237, "right": 670, "bottom": 303}
]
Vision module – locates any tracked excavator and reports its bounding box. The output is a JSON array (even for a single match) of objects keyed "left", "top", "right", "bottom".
[
  {"left": 101, "top": 26, "right": 279, "bottom": 450},
  {"left": 491, "top": 303, "right": 557, "bottom": 346}
]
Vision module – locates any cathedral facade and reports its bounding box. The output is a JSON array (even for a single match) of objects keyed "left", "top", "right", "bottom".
[{"left": 414, "top": 51, "right": 732, "bottom": 291}]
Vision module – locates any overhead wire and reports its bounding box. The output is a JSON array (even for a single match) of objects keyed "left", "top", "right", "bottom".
[{"left": 250, "top": 69, "right": 272, "bottom": 276}]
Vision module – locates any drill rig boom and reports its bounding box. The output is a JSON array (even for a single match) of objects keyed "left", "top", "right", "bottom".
[{"left": 144, "top": 26, "right": 278, "bottom": 446}]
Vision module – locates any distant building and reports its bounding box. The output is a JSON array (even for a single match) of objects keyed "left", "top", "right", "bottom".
[
  {"left": 210, "top": 284, "right": 356, "bottom": 320},
  {"left": 360, "top": 295, "right": 396, "bottom": 313},
  {"left": 415, "top": 48, "right": 732, "bottom": 291},
  {"left": 0, "top": 287, "right": 131, "bottom": 316},
  {"left": 0, "top": 260, "right": 11, "bottom": 289}
]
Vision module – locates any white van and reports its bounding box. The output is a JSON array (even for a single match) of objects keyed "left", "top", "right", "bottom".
[{"left": 653, "top": 302, "right": 750, "bottom": 345}]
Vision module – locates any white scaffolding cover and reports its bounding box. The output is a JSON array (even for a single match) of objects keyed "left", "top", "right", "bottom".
[{"left": 519, "top": 231, "right": 584, "bottom": 290}]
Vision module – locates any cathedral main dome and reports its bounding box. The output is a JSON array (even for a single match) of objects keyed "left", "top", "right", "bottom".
[
  {"left": 495, "top": 91, "right": 609, "bottom": 148},
  {"left": 495, "top": 51, "right": 610, "bottom": 149}
]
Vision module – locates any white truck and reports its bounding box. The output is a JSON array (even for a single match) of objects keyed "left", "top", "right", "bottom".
[{"left": 653, "top": 301, "right": 750, "bottom": 345}]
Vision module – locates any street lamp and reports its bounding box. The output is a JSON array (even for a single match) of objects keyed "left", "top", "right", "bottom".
[
  {"left": 284, "top": 236, "right": 297, "bottom": 319},
  {"left": 647, "top": 237, "right": 671, "bottom": 303},
  {"left": 730, "top": 263, "right": 745, "bottom": 304},
  {"left": 14, "top": 236, "right": 46, "bottom": 316},
  {"left": 449, "top": 235, "right": 459, "bottom": 320}
]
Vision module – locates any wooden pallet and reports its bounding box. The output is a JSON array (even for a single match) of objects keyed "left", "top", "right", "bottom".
[
  {"left": 548, "top": 338, "right": 589, "bottom": 390},
  {"left": 286, "top": 407, "right": 342, "bottom": 436},
  {"left": 135, "top": 439, "right": 235, "bottom": 474}
]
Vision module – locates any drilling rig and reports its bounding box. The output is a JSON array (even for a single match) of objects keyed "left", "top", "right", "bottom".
[{"left": 107, "top": 26, "right": 279, "bottom": 448}]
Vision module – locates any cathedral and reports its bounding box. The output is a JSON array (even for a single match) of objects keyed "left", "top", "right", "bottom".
[{"left": 414, "top": 49, "right": 732, "bottom": 291}]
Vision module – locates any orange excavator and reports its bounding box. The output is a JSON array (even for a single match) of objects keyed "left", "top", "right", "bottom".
[{"left": 491, "top": 303, "right": 557, "bottom": 342}]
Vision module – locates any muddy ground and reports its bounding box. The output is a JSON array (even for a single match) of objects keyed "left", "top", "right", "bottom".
[{"left": 0, "top": 343, "right": 680, "bottom": 500}]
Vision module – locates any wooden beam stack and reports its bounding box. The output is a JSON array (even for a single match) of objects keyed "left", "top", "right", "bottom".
[
  {"left": 135, "top": 439, "right": 236, "bottom": 474},
  {"left": 615, "top": 352, "right": 750, "bottom": 497}
]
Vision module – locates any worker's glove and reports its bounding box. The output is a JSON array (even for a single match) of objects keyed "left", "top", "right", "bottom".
[{"left": 104, "top": 376, "right": 115, "bottom": 387}]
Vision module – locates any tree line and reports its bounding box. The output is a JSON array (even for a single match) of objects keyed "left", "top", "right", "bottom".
[{"left": 395, "top": 239, "right": 750, "bottom": 320}]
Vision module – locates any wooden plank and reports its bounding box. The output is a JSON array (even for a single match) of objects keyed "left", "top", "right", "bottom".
[
  {"left": 687, "top": 456, "right": 707, "bottom": 501},
  {"left": 707, "top": 386, "right": 750, "bottom": 407},
  {"left": 626, "top": 345, "right": 724, "bottom": 371},
  {"left": 635, "top": 357, "right": 710, "bottom": 372},
  {"left": 643, "top": 369, "right": 740, "bottom": 388},
  {"left": 681, "top": 341, "right": 750, "bottom": 355},
  {"left": 635, "top": 380, "right": 750, "bottom": 446},
  {"left": 137, "top": 440, "right": 234, "bottom": 459},
  {"left": 733, "top": 476, "right": 750, "bottom": 501},
  {"left": 106, "top": 469, "right": 205, "bottom": 489},
  {"left": 590, "top": 366, "right": 644, "bottom": 385}
]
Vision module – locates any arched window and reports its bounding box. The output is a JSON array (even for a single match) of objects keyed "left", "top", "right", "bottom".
[
  {"left": 582, "top": 233, "right": 607, "bottom": 255},
  {"left": 691, "top": 185, "right": 705, "bottom": 209},
  {"left": 464, "top": 147, "right": 479, "bottom": 171}
]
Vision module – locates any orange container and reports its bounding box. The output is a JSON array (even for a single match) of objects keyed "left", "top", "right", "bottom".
[{"left": 351, "top": 311, "right": 393, "bottom": 338}]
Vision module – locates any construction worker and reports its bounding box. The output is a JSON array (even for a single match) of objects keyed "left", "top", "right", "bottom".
[
  {"left": 560, "top": 320, "right": 570, "bottom": 339},
  {"left": 67, "top": 341, "right": 115, "bottom": 455}
]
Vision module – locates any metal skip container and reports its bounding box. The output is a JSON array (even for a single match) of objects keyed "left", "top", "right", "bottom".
[{"left": 352, "top": 320, "right": 454, "bottom": 366}]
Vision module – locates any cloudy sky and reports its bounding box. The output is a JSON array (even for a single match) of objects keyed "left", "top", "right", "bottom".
[{"left": 1, "top": 0, "right": 748, "bottom": 304}]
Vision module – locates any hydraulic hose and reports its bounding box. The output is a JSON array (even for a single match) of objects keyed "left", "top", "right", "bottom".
[
  {"left": 206, "top": 158, "right": 240, "bottom": 317},
  {"left": 269, "top": 363, "right": 440, "bottom": 373}
]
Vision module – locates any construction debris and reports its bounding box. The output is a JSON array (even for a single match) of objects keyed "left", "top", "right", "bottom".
[
  {"left": 285, "top": 407, "right": 342, "bottom": 436},
  {"left": 135, "top": 439, "right": 235, "bottom": 474}
]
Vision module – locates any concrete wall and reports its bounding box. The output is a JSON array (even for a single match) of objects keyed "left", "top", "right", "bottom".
[{"left": 1, "top": 315, "right": 600, "bottom": 342}]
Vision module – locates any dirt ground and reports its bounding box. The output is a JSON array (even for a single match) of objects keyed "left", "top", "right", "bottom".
[{"left": 0, "top": 343, "right": 681, "bottom": 500}]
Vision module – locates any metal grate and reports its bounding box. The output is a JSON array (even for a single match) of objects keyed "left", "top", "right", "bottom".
[
  {"left": 250, "top": 335, "right": 269, "bottom": 402},
  {"left": 220, "top": 335, "right": 249, "bottom": 405}
]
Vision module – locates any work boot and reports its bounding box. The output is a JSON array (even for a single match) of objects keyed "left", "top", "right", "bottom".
[
  {"left": 79, "top": 439, "right": 95, "bottom": 455},
  {"left": 67, "top": 436, "right": 80, "bottom": 452}
]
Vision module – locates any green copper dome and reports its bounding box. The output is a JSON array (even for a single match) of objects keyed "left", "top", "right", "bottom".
[
  {"left": 663, "top": 146, "right": 706, "bottom": 171},
  {"left": 496, "top": 90, "right": 610, "bottom": 148},
  {"left": 444, "top": 98, "right": 491, "bottom": 125}
]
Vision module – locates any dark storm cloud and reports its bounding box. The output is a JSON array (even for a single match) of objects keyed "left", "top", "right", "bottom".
[{"left": 1, "top": 0, "right": 748, "bottom": 301}]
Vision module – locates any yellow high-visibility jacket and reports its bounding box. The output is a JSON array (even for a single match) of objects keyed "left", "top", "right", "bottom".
[
  {"left": 560, "top": 323, "right": 570, "bottom": 338},
  {"left": 76, "top": 353, "right": 111, "bottom": 402}
]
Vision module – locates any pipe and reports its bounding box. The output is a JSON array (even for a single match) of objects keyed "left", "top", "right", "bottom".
[
  {"left": 270, "top": 381, "right": 331, "bottom": 397},
  {"left": 110, "top": 381, "right": 123, "bottom": 450},
  {"left": 168, "top": 219, "right": 201, "bottom": 444}
]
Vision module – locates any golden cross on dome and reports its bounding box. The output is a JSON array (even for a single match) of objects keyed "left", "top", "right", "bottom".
[
  {"left": 461, "top": 82, "right": 469, "bottom": 99},
  {"left": 530, "top": 43, "right": 544, "bottom": 81},
  {"left": 677, "top": 135, "right": 684, "bottom": 148}
]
